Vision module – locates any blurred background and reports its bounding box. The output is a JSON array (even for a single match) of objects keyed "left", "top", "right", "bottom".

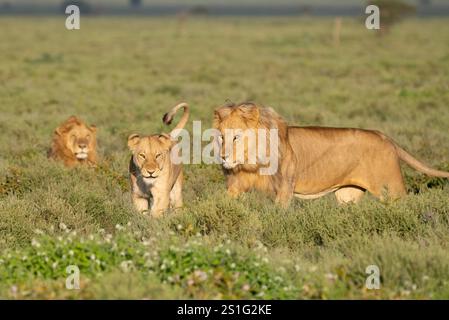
[{"left": 1, "top": 0, "right": 448, "bottom": 16}]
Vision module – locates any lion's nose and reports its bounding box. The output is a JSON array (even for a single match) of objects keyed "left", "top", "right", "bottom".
[
  {"left": 147, "top": 169, "right": 155, "bottom": 175},
  {"left": 78, "top": 143, "right": 87, "bottom": 149}
]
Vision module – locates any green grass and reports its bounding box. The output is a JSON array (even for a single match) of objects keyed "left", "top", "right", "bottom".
[{"left": 0, "top": 17, "right": 449, "bottom": 299}]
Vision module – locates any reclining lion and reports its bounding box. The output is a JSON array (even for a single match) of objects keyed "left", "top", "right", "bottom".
[
  {"left": 213, "top": 102, "right": 449, "bottom": 206},
  {"left": 48, "top": 116, "right": 98, "bottom": 168}
]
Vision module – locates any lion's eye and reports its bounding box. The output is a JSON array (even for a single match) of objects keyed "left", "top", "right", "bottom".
[
  {"left": 139, "top": 153, "right": 146, "bottom": 160},
  {"left": 86, "top": 135, "right": 91, "bottom": 140},
  {"left": 156, "top": 153, "right": 162, "bottom": 159},
  {"left": 233, "top": 135, "right": 240, "bottom": 141}
]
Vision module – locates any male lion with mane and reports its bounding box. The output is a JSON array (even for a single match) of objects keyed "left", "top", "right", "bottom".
[
  {"left": 213, "top": 102, "right": 449, "bottom": 206},
  {"left": 48, "top": 116, "right": 98, "bottom": 168}
]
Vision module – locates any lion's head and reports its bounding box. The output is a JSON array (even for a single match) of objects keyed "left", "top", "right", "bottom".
[
  {"left": 49, "top": 116, "right": 98, "bottom": 167},
  {"left": 127, "top": 134, "right": 173, "bottom": 181},
  {"left": 213, "top": 102, "right": 288, "bottom": 172}
]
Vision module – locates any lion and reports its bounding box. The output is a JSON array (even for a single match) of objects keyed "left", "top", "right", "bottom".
[
  {"left": 48, "top": 116, "right": 98, "bottom": 168},
  {"left": 127, "top": 102, "right": 189, "bottom": 217},
  {"left": 213, "top": 102, "right": 449, "bottom": 206}
]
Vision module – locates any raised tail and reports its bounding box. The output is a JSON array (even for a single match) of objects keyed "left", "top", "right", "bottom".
[
  {"left": 162, "top": 102, "right": 189, "bottom": 139},
  {"left": 393, "top": 143, "right": 449, "bottom": 178}
]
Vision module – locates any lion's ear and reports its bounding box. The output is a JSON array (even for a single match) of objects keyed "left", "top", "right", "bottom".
[
  {"left": 213, "top": 111, "right": 220, "bottom": 129},
  {"left": 127, "top": 134, "right": 140, "bottom": 151},
  {"left": 238, "top": 104, "right": 259, "bottom": 126},
  {"left": 213, "top": 107, "right": 232, "bottom": 128},
  {"left": 54, "top": 127, "right": 62, "bottom": 136},
  {"left": 158, "top": 133, "right": 175, "bottom": 149},
  {"left": 90, "top": 125, "right": 97, "bottom": 133}
]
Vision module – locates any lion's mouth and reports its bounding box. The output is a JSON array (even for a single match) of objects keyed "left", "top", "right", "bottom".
[
  {"left": 76, "top": 152, "right": 88, "bottom": 160},
  {"left": 141, "top": 170, "right": 159, "bottom": 179},
  {"left": 222, "top": 161, "right": 238, "bottom": 169},
  {"left": 142, "top": 175, "right": 158, "bottom": 183}
]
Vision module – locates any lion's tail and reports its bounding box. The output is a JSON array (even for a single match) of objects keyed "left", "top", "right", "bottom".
[
  {"left": 393, "top": 143, "right": 449, "bottom": 178},
  {"left": 162, "top": 102, "right": 190, "bottom": 139}
]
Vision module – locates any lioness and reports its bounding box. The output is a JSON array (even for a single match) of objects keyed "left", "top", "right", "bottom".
[
  {"left": 48, "top": 116, "right": 98, "bottom": 167},
  {"left": 213, "top": 102, "right": 449, "bottom": 206},
  {"left": 128, "top": 102, "right": 189, "bottom": 217}
]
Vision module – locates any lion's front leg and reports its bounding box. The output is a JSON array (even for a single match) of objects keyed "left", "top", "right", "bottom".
[
  {"left": 274, "top": 172, "right": 295, "bottom": 207},
  {"left": 130, "top": 173, "right": 150, "bottom": 214},
  {"left": 169, "top": 171, "right": 183, "bottom": 210},
  {"left": 150, "top": 192, "right": 170, "bottom": 218},
  {"left": 274, "top": 158, "right": 296, "bottom": 207},
  {"left": 226, "top": 176, "right": 246, "bottom": 198},
  {"left": 227, "top": 186, "right": 244, "bottom": 198},
  {"left": 132, "top": 195, "right": 149, "bottom": 213},
  {"left": 274, "top": 188, "right": 294, "bottom": 208}
]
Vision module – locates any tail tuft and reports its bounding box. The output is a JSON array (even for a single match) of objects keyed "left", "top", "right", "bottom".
[
  {"left": 162, "top": 113, "right": 172, "bottom": 125},
  {"left": 162, "top": 102, "right": 190, "bottom": 139}
]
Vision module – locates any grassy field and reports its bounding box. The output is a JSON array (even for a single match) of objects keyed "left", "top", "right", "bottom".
[{"left": 0, "top": 16, "right": 449, "bottom": 299}]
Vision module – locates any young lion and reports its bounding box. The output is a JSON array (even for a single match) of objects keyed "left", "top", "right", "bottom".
[
  {"left": 48, "top": 116, "right": 98, "bottom": 168},
  {"left": 213, "top": 102, "right": 449, "bottom": 206},
  {"left": 127, "top": 102, "right": 189, "bottom": 217}
]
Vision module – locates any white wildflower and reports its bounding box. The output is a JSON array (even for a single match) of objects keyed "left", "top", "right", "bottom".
[
  {"left": 120, "top": 260, "right": 134, "bottom": 273},
  {"left": 194, "top": 270, "right": 208, "bottom": 282},
  {"left": 325, "top": 273, "right": 337, "bottom": 281},
  {"left": 31, "top": 239, "right": 41, "bottom": 248},
  {"left": 59, "top": 222, "right": 67, "bottom": 231}
]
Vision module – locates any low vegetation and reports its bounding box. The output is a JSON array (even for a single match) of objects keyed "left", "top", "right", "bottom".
[{"left": 0, "top": 17, "right": 448, "bottom": 299}]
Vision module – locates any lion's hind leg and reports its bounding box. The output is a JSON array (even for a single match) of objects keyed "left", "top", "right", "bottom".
[
  {"left": 365, "top": 157, "right": 407, "bottom": 202},
  {"left": 334, "top": 186, "right": 365, "bottom": 204}
]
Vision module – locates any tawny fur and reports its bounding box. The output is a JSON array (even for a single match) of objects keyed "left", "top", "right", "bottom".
[
  {"left": 213, "top": 102, "right": 449, "bottom": 206},
  {"left": 48, "top": 116, "right": 98, "bottom": 168},
  {"left": 128, "top": 102, "right": 189, "bottom": 217}
]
